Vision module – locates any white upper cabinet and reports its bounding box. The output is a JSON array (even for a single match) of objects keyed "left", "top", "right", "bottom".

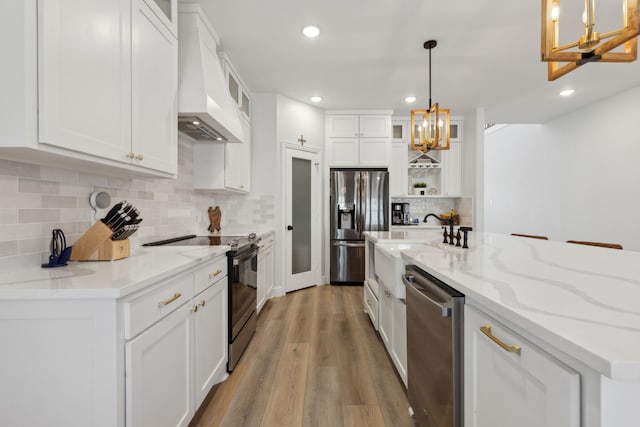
[
  {"left": 131, "top": 0, "right": 178, "bottom": 174},
  {"left": 0, "top": 0, "right": 178, "bottom": 177},
  {"left": 221, "top": 52, "right": 251, "bottom": 122},
  {"left": 37, "top": 0, "right": 132, "bottom": 162},
  {"left": 326, "top": 112, "right": 391, "bottom": 167}
]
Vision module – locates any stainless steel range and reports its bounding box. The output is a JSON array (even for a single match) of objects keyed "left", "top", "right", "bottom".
[{"left": 143, "top": 233, "right": 260, "bottom": 371}]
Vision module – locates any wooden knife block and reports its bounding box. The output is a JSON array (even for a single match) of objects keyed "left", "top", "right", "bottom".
[{"left": 70, "top": 221, "right": 130, "bottom": 261}]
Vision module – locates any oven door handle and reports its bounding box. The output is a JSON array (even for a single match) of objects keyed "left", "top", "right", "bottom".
[
  {"left": 403, "top": 274, "right": 452, "bottom": 317},
  {"left": 233, "top": 248, "right": 259, "bottom": 265}
]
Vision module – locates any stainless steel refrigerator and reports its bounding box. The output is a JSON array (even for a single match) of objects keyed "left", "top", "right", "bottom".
[{"left": 330, "top": 168, "right": 389, "bottom": 283}]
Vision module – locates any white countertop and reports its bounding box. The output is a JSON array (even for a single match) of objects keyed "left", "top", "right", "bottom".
[
  {"left": 367, "top": 230, "right": 640, "bottom": 381},
  {"left": 0, "top": 245, "right": 229, "bottom": 300}
]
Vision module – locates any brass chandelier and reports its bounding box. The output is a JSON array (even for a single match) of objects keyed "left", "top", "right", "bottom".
[
  {"left": 411, "top": 40, "right": 450, "bottom": 152},
  {"left": 541, "top": 0, "right": 640, "bottom": 80}
]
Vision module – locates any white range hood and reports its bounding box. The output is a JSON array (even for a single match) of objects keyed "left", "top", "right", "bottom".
[{"left": 177, "top": 5, "right": 244, "bottom": 143}]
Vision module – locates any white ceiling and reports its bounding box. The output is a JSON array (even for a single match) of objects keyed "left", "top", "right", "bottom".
[{"left": 196, "top": 0, "right": 640, "bottom": 124}]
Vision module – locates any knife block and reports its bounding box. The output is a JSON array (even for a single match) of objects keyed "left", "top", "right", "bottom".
[{"left": 70, "top": 221, "right": 130, "bottom": 261}]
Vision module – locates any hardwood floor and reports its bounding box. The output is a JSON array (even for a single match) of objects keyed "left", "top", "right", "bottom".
[{"left": 191, "top": 285, "right": 413, "bottom": 427}]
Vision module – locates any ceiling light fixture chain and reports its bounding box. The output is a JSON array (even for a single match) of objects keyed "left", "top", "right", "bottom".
[{"left": 410, "top": 39, "right": 451, "bottom": 152}]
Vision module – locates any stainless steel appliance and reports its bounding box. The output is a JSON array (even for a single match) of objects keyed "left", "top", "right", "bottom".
[
  {"left": 392, "top": 202, "right": 410, "bottom": 225},
  {"left": 403, "top": 265, "right": 464, "bottom": 427},
  {"left": 142, "top": 234, "right": 260, "bottom": 371},
  {"left": 330, "top": 168, "right": 389, "bottom": 283}
]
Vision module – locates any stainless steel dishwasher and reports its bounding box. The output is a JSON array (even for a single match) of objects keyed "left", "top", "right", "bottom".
[{"left": 403, "top": 265, "right": 464, "bottom": 427}]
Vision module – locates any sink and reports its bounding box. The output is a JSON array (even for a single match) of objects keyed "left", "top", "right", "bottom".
[{"left": 374, "top": 243, "right": 426, "bottom": 299}]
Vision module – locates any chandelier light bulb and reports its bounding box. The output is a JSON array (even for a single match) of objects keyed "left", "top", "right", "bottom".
[{"left": 551, "top": 4, "right": 560, "bottom": 21}]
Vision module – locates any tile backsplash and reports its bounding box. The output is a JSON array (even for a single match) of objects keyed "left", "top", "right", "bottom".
[
  {"left": 391, "top": 197, "right": 473, "bottom": 226},
  {"left": 0, "top": 140, "right": 274, "bottom": 270}
]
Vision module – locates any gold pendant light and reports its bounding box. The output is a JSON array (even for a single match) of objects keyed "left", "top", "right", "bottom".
[
  {"left": 541, "top": 0, "right": 640, "bottom": 80},
  {"left": 411, "top": 40, "right": 450, "bottom": 152}
]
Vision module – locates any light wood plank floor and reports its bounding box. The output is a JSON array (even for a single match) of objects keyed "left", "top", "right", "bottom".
[{"left": 190, "top": 285, "right": 413, "bottom": 427}]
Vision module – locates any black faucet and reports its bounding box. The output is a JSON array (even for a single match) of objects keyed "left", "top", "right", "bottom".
[{"left": 424, "top": 212, "right": 456, "bottom": 245}]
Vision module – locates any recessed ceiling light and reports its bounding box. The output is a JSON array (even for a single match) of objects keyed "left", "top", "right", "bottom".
[
  {"left": 302, "top": 26, "right": 320, "bottom": 38},
  {"left": 311, "top": 96, "right": 322, "bottom": 103},
  {"left": 559, "top": 89, "right": 575, "bottom": 97},
  {"left": 405, "top": 96, "right": 417, "bottom": 103}
]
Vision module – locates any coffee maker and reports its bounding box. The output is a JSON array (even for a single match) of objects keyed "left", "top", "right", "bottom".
[{"left": 391, "top": 203, "right": 410, "bottom": 225}]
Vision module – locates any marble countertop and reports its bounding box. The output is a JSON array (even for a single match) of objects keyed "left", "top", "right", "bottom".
[
  {"left": 0, "top": 245, "right": 230, "bottom": 300},
  {"left": 368, "top": 230, "right": 640, "bottom": 381},
  {"left": 1, "top": 229, "right": 276, "bottom": 300}
]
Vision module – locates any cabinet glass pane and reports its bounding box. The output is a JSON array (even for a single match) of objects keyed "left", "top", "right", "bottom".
[
  {"left": 450, "top": 123, "right": 458, "bottom": 140},
  {"left": 228, "top": 74, "right": 239, "bottom": 103},
  {"left": 292, "top": 158, "right": 311, "bottom": 275},
  {"left": 152, "top": 0, "right": 172, "bottom": 21},
  {"left": 393, "top": 124, "right": 403, "bottom": 139},
  {"left": 241, "top": 92, "right": 250, "bottom": 117}
]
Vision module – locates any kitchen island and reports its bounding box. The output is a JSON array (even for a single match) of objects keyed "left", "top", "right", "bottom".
[{"left": 365, "top": 230, "right": 640, "bottom": 427}]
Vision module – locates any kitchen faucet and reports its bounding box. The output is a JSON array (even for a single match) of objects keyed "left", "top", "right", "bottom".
[{"left": 424, "top": 211, "right": 456, "bottom": 245}]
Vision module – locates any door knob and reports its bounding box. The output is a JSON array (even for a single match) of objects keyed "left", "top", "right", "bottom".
[{"left": 287, "top": 225, "right": 293, "bottom": 230}]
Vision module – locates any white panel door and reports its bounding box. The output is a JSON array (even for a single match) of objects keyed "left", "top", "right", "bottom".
[
  {"left": 391, "top": 297, "right": 407, "bottom": 387},
  {"left": 328, "top": 138, "right": 359, "bottom": 166},
  {"left": 465, "top": 305, "right": 580, "bottom": 427},
  {"left": 389, "top": 144, "right": 408, "bottom": 196},
  {"left": 131, "top": 0, "right": 177, "bottom": 174},
  {"left": 225, "top": 119, "right": 251, "bottom": 192},
  {"left": 38, "top": 0, "right": 131, "bottom": 161},
  {"left": 194, "top": 281, "right": 228, "bottom": 407},
  {"left": 442, "top": 142, "right": 462, "bottom": 196},
  {"left": 126, "top": 302, "right": 193, "bottom": 427},
  {"left": 378, "top": 283, "right": 392, "bottom": 351},
  {"left": 358, "top": 138, "right": 389, "bottom": 166},
  {"left": 285, "top": 147, "right": 321, "bottom": 293},
  {"left": 328, "top": 115, "right": 359, "bottom": 137},
  {"left": 359, "top": 115, "right": 391, "bottom": 137}
]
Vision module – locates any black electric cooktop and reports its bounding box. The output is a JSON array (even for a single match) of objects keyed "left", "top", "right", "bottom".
[{"left": 142, "top": 234, "right": 258, "bottom": 251}]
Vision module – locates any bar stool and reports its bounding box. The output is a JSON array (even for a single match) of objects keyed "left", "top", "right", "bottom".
[
  {"left": 511, "top": 233, "right": 549, "bottom": 240},
  {"left": 566, "top": 240, "right": 622, "bottom": 250}
]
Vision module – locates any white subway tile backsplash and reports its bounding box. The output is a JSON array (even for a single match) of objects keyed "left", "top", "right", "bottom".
[
  {"left": 41, "top": 195, "right": 78, "bottom": 209},
  {"left": 18, "top": 178, "right": 60, "bottom": 194},
  {"left": 40, "top": 166, "right": 79, "bottom": 184},
  {"left": 0, "top": 209, "right": 18, "bottom": 224},
  {"left": 0, "top": 159, "right": 41, "bottom": 178},
  {"left": 0, "top": 141, "right": 275, "bottom": 266},
  {"left": 18, "top": 209, "right": 60, "bottom": 224}
]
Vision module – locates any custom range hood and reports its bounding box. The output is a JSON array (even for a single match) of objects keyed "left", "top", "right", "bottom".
[{"left": 177, "top": 5, "right": 244, "bottom": 143}]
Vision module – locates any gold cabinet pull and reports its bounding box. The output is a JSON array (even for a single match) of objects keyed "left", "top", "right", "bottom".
[
  {"left": 158, "top": 292, "right": 182, "bottom": 307},
  {"left": 136, "top": 153, "right": 143, "bottom": 161},
  {"left": 191, "top": 304, "right": 198, "bottom": 312},
  {"left": 209, "top": 269, "right": 223, "bottom": 279},
  {"left": 127, "top": 152, "right": 135, "bottom": 159},
  {"left": 480, "top": 324, "right": 521, "bottom": 355},
  {"left": 199, "top": 300, "right": 206, "bottom": 307}
]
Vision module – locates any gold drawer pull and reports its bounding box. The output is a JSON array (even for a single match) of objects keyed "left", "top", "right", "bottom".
[
  {"left": 135, "top": 153, "right": 144, "bottom": 161},
  {"left": 191, "top": 304, "right": 199, "bottom": 312},
  {"left": 209, "top": 269, "right": 223, "bottom": 279},
  {"left": 127, "top": 152, "right": 135, "bottom": 159},
  {"left": 158, "top": 292, "right": 182, "bottom": 307},
  {"left": 199, "top": 300, "right": 206, "bottom": 307},
  {"left": 480, "top": 324, "right": 521, "bottom": 355}
]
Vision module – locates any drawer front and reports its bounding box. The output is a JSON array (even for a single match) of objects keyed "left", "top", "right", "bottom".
[
  {"left": 194, "top": 255, "right": 227, "bottom": 295},
  {"left": 124, "top": 273, "right": 194, "bottom": 339},
  {"left": 374, "top": 245, "right": 405, "bottom": 299},
  {"left": 364, "top": 280, "right": 379, "bottom": 331}
]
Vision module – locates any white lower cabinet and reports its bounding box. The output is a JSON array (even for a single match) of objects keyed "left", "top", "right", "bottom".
[
  {"left": 257, "top": 234, "right": 274, "bottom": 313},
  {"left": 126, "top": 302, "right": 194, "bottom": 427},
  {"left": 125, "top": 256, "right": 229, "bottom": 427},
  {"left": 378, "top": 282, "right": 393, "bottom": 351},
  {"left": 464, "top": 304, "right": 580, "bottom": 427},
  {"left": 377, "top": 279, "right": 408, "bottom": 387},
  {"left": 193, "top": 278, "right": 228, "bottom": 407},
  {"left": 391, "top": 296, "right": 407, "bottom": 386}
]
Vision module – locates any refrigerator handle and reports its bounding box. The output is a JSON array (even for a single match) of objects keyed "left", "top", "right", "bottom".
[{"left": 354, "top": 172, "right": 361, "bottom": 233}]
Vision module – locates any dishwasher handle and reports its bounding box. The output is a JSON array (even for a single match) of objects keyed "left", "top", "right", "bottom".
[{"left": 403, "top": 274, "right": 452, "bottom": 317}]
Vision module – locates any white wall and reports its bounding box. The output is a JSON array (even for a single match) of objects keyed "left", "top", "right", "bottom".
[{"left": 484, "top": 85, "right": 640, "bottom": 250}]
